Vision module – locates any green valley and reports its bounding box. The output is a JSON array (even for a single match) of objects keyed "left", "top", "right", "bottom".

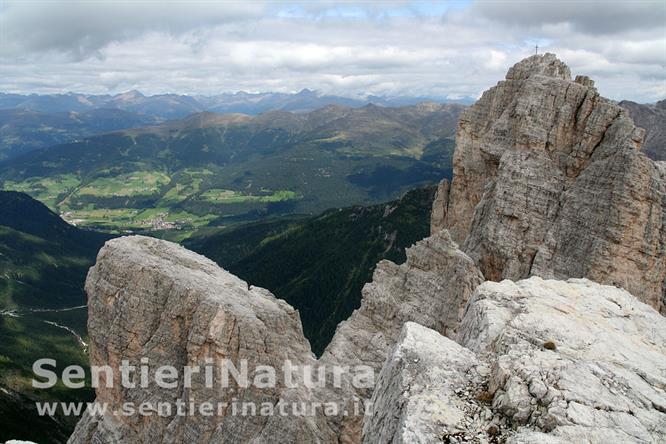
[
  {"left": 185, "top": 185, "right": 436, "bottom": 355},
  {"left": 0, "top": 104, "right": 460, "bottom": 235},
  {"left": 0, "top": 191, "right": 109, "bottom": 443}
]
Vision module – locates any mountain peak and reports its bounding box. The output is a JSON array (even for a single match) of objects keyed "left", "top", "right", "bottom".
[
  {"left": 438, "top": 51, "right": 664, "bottom": 313},
  {"left": 362, "top": 102, "right": 384, "bottom": 110},
  {"left": 506, "top": 52, "right": 571, "bottom": 81},
  {"left": 114, "top": 90, "right": 145, "bottom": 100},
  {"left": 296, "top": 88, "right": 316, "bottom": 96}
]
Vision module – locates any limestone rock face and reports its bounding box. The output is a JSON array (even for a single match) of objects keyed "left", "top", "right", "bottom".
[
  {"left": 366, "top": 277, "right": 666, "bottom": 443},
  {"left": 68, "top": 236, "right": 329, "bottom": 444},
  {"left": 320, "top": 230, "right": 484, "bottom": 441},
  {"left": 430, "top": 178, "right": 449, "bottom": 235},
  {"left": 441, "top": 53, "right": 666, "bottom": 313},
  {"left": 322, "top": 230, "right": 483, "bottom": 372}
]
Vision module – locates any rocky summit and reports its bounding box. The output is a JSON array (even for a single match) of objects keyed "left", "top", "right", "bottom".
[
  {"left": 433, "top": 53, "right": 666, "bottom": 314},
  {"left": 71, "top": 54, "right": 665, "bottom": 444}
]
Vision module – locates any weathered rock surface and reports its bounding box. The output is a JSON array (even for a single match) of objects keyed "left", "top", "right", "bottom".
[
  {"left": 362, "top": 322, "right": 489, "bottom": 444},
  {"left": 322, "top": 230, "right": 483, "bottom": 371},
  {"left": 620, "top": 99, "right": 666, "bottom": 161},
  {"left": 434, "top": 53, "right": 666, "bottom": 313},
  {"left": 69, "top": 236, "right": 330, "bottom": 443},
  {"left": 465, "top": 277, "right": 666, "bottom": 443},
  {"left": 319, "top": 229, "right": 484, "bottom": 441},
  {"left": 430, "top": 178, "right": 449, "bottom": 235},
  {"left": 366, "top": 277, "right": 666, "bottom": 443}
]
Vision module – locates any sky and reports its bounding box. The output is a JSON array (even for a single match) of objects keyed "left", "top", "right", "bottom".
[{"left": 0, "top": 0, "right": 664, "bottom": 102}]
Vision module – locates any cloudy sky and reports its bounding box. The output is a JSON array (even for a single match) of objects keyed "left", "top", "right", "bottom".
[{"left": 1, "top": 0, "right": 664, "bottom": 102}]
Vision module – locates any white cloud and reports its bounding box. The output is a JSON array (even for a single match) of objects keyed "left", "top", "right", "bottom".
[
  {"left": 473, "top": 0, "right": 665, "bottom": 35},
  {"left": 0, "top": 1, "right": 266, "bottom": 58},
  {"left": 0, "top": 0, "right": 664, "bottom": 102}
]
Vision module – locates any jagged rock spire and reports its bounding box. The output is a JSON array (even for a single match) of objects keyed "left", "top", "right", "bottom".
[{"left": 433, "top": 53, "right": 665, "bottom": 313}]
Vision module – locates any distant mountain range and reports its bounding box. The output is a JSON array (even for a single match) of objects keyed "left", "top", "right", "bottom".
[
  {"left": 0, "top": 108, "right": 160, "bottom": 160},
  {"left": 0, "top": 89, "right": 475, "bottom": 119},
  {"left": 0, "top": 89, "right": 471, "bottom": 161}
]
